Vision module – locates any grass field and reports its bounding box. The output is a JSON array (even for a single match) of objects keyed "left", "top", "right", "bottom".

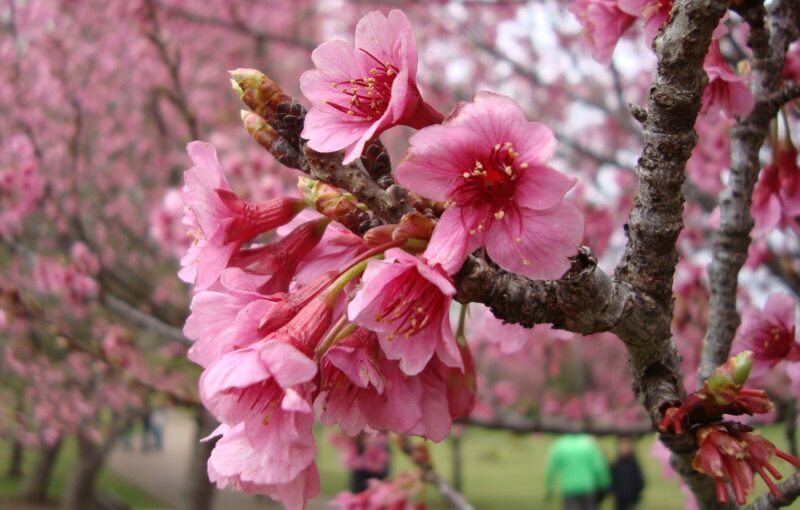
[
  {"left": 317, "top": 424, "right": 797, "bottom": 510},
  {"left": 1, "top": 422, "right": 795, "bottom": 509}
]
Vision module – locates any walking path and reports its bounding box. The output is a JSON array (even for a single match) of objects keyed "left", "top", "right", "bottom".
[{"left": 108, "top": 409, "right": 330, "bottom": 510}]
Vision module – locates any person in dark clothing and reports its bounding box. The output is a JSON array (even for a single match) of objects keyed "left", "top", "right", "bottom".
[
  {"left": 350, "top": 433, "right": 390, "bottom": 493},
  {"left": 610, "top": 437, "right": 645, "bottom": 510}
]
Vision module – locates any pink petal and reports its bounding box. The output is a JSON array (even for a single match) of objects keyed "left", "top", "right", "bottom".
[{"left": 486, "top": 202, "right": 583, "bottom": 280}]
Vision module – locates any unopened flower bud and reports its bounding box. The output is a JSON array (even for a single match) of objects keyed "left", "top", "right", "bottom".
[{"left": 298, "top": 177, "right": 360, "bottom": 227}]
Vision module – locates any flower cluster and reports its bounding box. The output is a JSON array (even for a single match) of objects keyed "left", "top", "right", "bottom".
[
  {"left": 181, "top": 9, "right": 587, "bottom": 509},
  {"left": 659, "top": 352, "right": 799, "bottom": 504},
  {"left": 693, "top": 422, "right": 800, "bottom": 505},
  {"left": 568, "top": 0, "right": 753, "bottom": 119},
  {"left": 181, "top": 143, "right": 477, "bottom": 509}
]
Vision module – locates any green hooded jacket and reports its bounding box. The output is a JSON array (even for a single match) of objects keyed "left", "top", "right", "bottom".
[{"left": 544, "top": 434, "right": 611, "bottom": 497}]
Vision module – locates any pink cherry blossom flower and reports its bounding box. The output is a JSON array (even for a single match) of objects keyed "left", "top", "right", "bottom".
[
  {"left": 617, "top": 0, "right": 672, "bottom": 44},
  {"left": 782, "top": 43, "right": 800, "bottom": 82},
  {"left": 207, "top": 422, "right": 320, "bottom": 510},
  {"left": 300, "top": 10, "right": 442, "bottom": 164},
  {"left": 396, "top": 92, "right": 583, "bottom": 279},
  {"left": 686, "top": 114, "right": 732, "bottom": 194},
  {"left": 752, "top": 145, "right": 800, "bottom": 235},
  {"left": 227, "top": 218, "right": 329, "bottom": 295},
  {"left": 567, "top": 0, "right": 636, "bottom": 64},
  {"left": 701, "top": 41, "right": 754, "bottom": 119},
  {"left": 316, "top": 328, "right": 421, "bottom": 436},
  {"left": 330, "top": 472, "right": 424, "bottom": 510},
  {"left": 348, "top": 248, "right": 462, "bottom": 376},
  {"left": 180, "top": 141, "right": 305, "bottom": 289},
  {"left": 734, "top": 293, "right": 800, "bottom": 378}
]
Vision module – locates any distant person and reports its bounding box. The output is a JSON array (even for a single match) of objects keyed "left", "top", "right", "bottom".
[
  {"left": 350, "top": 433, "right": 390, "bottom": 493},
  {"left": 545, "top": 433, "right": 611, "bottom": 510},
  {"left": 149, "top": 408, "right": 165, "bottom": 450},
  {"left": 610, "top": 437, "right": 645, "bottom": 510}
]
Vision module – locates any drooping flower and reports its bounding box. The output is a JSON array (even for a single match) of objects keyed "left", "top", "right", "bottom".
[
  {"left": 300, "top": 10, "right": 442, "bottom": 164},
  {"left": 348, "top": 248, "right": 462, "bottom": 376},
  {"left": 701, "top": 41, "right": 755, "bottom": 119},
  {"left": 734, "top": 293, "right": 800, "bottom": 377},
  {"left": 693, "top": 422, "right": 800, "bottom": 505},
  {"left": 207, "top": 422, "right": 320, "bottom": 510},
  {"left": 617, "top": 0, "right": 672, "bottom": 44},
  {"left": 567, "top": 0, "right": 636, "bottom": 64},
  {"left": 179, "top": 141, "right": 305, "bottom": 289},
  {"left": 395, "top": 92, "right": 583, "bottom": 279}
]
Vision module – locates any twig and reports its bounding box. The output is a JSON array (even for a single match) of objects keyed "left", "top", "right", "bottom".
[
  {"left": 744, "top": 471, "right": 800, "bottom": 510},
  {"left": 396, "top": 437, "right": 476, "bottom": 510}
]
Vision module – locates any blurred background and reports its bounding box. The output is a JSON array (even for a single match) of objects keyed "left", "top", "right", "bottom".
[{"left": 1, "top": 1, "right": 796, "bottom": 509}]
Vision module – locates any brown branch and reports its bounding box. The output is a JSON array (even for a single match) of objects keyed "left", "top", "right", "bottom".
[
  {"left": 454, "top": 247, "right": 625, "bottom": 335},
  {"left": 699, "top": 0, "right": 800, "bottom": 382},
  {"left": 744, "top": 471, "right": 800, "bottom": 510},
  {"left": 100, "top": 293, "right": 191, "bottom": 346},
  {"left": 396, "top": 437, "right": 475, "bottom": 510}
]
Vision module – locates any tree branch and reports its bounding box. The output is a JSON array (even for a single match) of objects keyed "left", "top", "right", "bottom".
[
  {"left": 699, "top": 0, "right": 800, "bottom": 382},
  {"left": 744, "top": 471, "right": 800, "bottom": 510}
]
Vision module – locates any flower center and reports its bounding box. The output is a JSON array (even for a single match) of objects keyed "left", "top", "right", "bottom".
[
  {"left": 374, "top": 270, "right": 440, "bottom": 340},
  {"left": 459, "top": 141, "right": 525, "bottom": 211},
  {"left": 324, "top": 49, "right": 398, "bottom": 121}
]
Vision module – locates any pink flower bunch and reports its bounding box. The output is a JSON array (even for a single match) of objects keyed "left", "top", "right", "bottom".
[
  {"left": 0, "top": 162, "right": 45, "bottom": 237},
  {"left": 700, "top": 41, "right": 755, "bottom": 119},
  {"left": 330, "top": 472, "right": 426, "bottom": 510},
  {"left": 693, "top": 422, "right": 800, "bottom": 505},
  {"left": 181, "top": 141, "right": 476, "bottom": 509},
  {"left": 186, "top": 8, "right": 596, "bottom": 509},
  {"left": 329, "top": 432, "right": 390, "bottom": 473},
  {"left": 567, "top": 0, "right": 672, "bottom": 62}
]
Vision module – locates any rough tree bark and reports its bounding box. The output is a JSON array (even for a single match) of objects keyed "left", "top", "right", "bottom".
[
  {"left": 60, "top": 423, "right": 127, "bottom": 510},
  {"left": 6, "top": 396, "right": 24, "bottom": 479},
  {"left": 22, "top": 437, "right": 63, "bottom": 503},
  {"left": 7, "top": 437, "right": 23, "bottom": 480},
  {"left": 179, "top": 409, "right": 218, "bottom": 510}
]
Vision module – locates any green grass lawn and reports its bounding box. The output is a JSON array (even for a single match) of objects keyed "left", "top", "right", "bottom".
[
  {"left": 0, "top": 438, "right": 167, "bottom": 510},
  {"left": 317, "top": 424, "right": 797, "bottom": 510},
  {"left": 1, "top": 423, "right": 795, "bottom": 510}
]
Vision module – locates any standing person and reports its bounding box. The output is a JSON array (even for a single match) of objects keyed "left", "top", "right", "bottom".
[
  {"left": 610, "top": 437, "right": 645, "bottom": 510},
  {"left": 544, "top": 433, "right": 611, "bottom": 510}
]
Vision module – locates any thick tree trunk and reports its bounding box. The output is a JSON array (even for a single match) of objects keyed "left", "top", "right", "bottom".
[
  {"left": 7, "top": 396, "right": 24, "bottom": 479},
  {"left": 22, "top": 437, "right": 63, "bottom": 503},
  {"left": 59, "top": 431, "right": 113, "bottom": 510},
  {"left": 7, "top": 437, "right": 24, "bottom": 479},
  {"left": 179, "top": 409, "right": 217, "bottom": 510}
]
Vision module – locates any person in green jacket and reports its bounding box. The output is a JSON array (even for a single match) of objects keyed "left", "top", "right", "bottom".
[{"left": 544, "top": 434, "right": 611, "bottom": 510}]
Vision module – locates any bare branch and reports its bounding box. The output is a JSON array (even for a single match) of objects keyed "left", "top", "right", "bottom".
[
  {"left": 700, "top": 0, "right": 800, "bottom": 382},
  {"left": 744, "top": 471, "right": 800, "bottom": 510},
  {"left": 100, "top": 293, "right": 190, "bottom": 345},
  {"left": 396, "top": 437, "right": 476, "bottom": 510}
]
